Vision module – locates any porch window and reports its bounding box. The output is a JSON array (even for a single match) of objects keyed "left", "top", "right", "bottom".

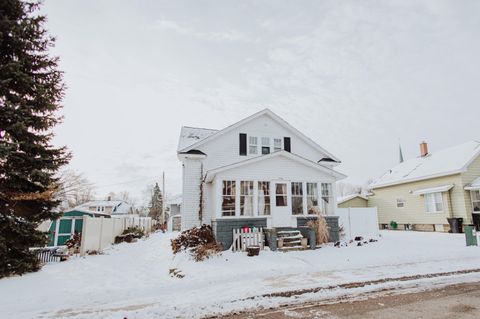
[
  {"left": 261, "top": 137, "right": 270, "bottom": 155},
  {"left": 307, "top": 183, "right": 318, "bottom": 214},
  {"left": 275, "top": 183, "right": 288, "bottom": 206},
  {"left": 240, "top": 181, "right": 254, "bottom": 216},
  {"left": 425, "top": 192, "right": 443, "bottom": 213},
  {"left": 258, "top": 181, "right": 270, "bottom": 215},
  {"left": 273, "top": 138, "right": 282, "bottom": 152},
  {"left": 249, "top": 136, "right": 258, "bottom": 154},
  {"left": 291, "top": 182, "right": 303, "bottom": 215},
  {"left": 222, "top": 181, "right": 236, "bottom": 216},
  {"left": 471, "top": 190, "right": 480, "bottom": 212},
  {"left": 321, "top": 183, "right": 333, "bottom": 215}
]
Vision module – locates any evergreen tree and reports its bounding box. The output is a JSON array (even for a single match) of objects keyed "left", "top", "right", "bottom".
[
  {"left": 0, "top": 1, "right": 70, "bottom": 277},
  {"left": 148, "top": 183, "right": 163, "bottom": 221}
]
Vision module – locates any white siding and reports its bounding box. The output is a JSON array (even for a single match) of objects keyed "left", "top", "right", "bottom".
[
  {"left": 181, "top": 158, "right": 203, "bottom": 229},
  {"left": 197, "top": 113, "right": 331, "bottom": 172}
]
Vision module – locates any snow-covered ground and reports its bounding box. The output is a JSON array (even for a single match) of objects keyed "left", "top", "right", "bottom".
[{"left": 2, "top": 231, "right": 480, "bottom": 319}]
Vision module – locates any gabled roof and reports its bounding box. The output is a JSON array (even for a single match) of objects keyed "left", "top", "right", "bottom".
[
  {"left": 177, "top": 108, "right": 340, "bottom": 162},
  {"left": 177, "top": 126, "right": 219, "bottom": 152},
  {"left": 337, "top": 194, "right": 368, "bottom": 204},
  {"left": 205, "top": 150, "right": 346, "bottom": 182},
  {"left": 370, "top": 140, "right": 480, "bottom": 189},
  {"left": 75, "top": 200, "right": 131, "bottom": 215}
]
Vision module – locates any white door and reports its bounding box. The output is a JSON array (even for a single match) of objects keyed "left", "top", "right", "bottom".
[{"left": 272, "top": 181, "right": 292, "bottom": 227}]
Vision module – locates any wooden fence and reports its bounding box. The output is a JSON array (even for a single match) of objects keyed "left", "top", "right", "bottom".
[{"left": 232, "top": 228, "right": 264, "bottom": 252}]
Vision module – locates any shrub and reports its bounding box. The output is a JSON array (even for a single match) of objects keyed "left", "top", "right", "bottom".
[
  {"left": 171, "top": 225, "right": 222, "bottom": 261},
  {"left": 122, "top": 226, "right": 144, "bottom": 238},
  {"left": 65, "top": 232, "right": 81, "bottom": 250}
]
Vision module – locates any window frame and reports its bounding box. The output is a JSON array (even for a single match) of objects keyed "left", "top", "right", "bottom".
[
  {"left": 261, "top": 137, "right": 270, "bottom": 155},
  {"left": 307, "top": 182, "right": 319, "bottom": 214},
  {"left": 258, "top": 181, "right": 271, "bottom": 215},
  {"left": 291, "top": 182, "right": 303, "bottom": 215},
  {"left": 273, "top": 138, "right": 282, "bottom": 152},
  {"left": 471, "top": 190, "right": 480, "bottom": 212},
  {"left": 396, "top": 198, "right": 406, "bottom": 208},
  {"left": 248, "top": 136, "right": 258, "bottom": 155},
  {"left": 275, "top": 183, "right": 288, "bottom": 207},
  {"left": 424, "top": 192, "right": 444, "bottom": 213},
  {"left": 320, "top": 183, "right": 333, "bottom": 215},
  {"left": 221, "top": 180, "right": 236, "bottom": 216},
  {"left": 240, "top": 181, "right": 254, "bottom": 216}
]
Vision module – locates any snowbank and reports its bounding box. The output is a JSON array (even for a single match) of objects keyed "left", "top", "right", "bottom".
[{"left": 1, "top": 231, "right": 480, "bottom": 318}]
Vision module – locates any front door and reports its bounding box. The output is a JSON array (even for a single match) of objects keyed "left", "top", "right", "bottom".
[{"left": 272, "top": 181, "right": 292, "bottom": 227}]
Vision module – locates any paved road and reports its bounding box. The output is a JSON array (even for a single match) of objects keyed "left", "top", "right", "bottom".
[{"left": 226, "top": 281, "right": 480, "bottom": 319}]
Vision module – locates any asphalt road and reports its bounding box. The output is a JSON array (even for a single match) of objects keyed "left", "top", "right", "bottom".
[{"left": 225, "top": 281, "right": 480, "bottom": 319}]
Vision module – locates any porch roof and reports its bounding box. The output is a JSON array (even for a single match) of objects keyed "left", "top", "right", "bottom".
[
  {"left": 204, "top": 150, "right": 346, "bottom": 182},
  {"left": 465, "top": 177, "right": 480, "bottom": 190},
  {"left": 410, "top": 184, "right": 454, "bottom": 196}
]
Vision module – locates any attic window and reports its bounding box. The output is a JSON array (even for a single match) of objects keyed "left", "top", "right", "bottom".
[
  {"left": 274, "top": 138, "right": 282, "bottom": 152},
  {"left": 249, "top": 136, "right": 258, "bottom": 154},
  {"left": 261, "top": 137, "right": 270, "bottom": 155}
]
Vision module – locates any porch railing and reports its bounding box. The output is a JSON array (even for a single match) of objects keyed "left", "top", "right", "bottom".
[{"left": 232, "top": 228, "right": 264, "bottom": 252}]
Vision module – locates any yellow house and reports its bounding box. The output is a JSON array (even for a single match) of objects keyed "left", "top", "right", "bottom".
[
  {"left": 337, "top": 194, "right": 368, "bottom": 208},
  {"left": 368, "top": 141, "right": 480, "bottom": 232}
]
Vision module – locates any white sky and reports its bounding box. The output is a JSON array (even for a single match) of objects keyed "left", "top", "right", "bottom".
[{"left": 43, "top": 0, "right": 480, "bottom": 204}]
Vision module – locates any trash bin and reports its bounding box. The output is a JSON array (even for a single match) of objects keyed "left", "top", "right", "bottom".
[
  {"left": 464, "top": 225, "right": 478, "bottom": 246},
  {"left": 447, "top": 218, "right": 463, "bottom": 233}
]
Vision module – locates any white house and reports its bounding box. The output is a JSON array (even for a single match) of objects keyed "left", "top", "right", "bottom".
[{"left": 177, "top": 109, "right": 346, "bottom": 247}]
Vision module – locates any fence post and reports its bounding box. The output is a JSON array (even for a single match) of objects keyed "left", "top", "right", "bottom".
[
  {"left": 98, "top": 217, "right": 104, "bottom": 251},
  {"left": 80, "top": 215, "right": 88, "bottom": 256}
]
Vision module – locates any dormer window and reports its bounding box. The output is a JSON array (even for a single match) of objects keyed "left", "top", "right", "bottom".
[
  {"left": 261, "top": 137, "right": 270, "bottom": 155},
  {"left": 249, "top": 136, "right": 258, "bottom": 154},
  {"left": 274, "top": 138, "right": 282, "bottom": 152}
]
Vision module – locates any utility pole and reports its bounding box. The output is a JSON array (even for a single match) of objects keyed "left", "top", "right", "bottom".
[{"left": 162, "top": 171, "right": 166, "bottom": 225}]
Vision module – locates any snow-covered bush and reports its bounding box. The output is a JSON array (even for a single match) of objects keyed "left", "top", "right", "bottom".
[{"left": 171, "top": 225, "right": 222, "bottom": 261}]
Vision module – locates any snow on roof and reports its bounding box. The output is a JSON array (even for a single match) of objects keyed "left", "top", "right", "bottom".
[
  {"left": 370, "top": 141, "right": 480, "bottom": 189},
  {"left": 337, "top": 194, "right": 368, "bottom": 204},
  {"left": 411, "top": 184, "right": 454, "bottom": 196},
  {"left": 167, "top": 194, "right": 182, "bottom": 206},
  {"left": 465, "top": 177, "right": 480, "bottom": 190},
  {"left": 177, "top": 126, "right": 219, "bottom": 152},
  {"left": 76, "top": 200, "right": 131, "bottom": 215}
]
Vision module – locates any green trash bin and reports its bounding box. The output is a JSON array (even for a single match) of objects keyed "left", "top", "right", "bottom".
[{"left": 464, "top": 225, "right": 478, "bottom": 247}]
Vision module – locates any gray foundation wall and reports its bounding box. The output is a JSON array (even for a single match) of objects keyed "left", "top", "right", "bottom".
[
  {"left": 212, "top": 218, "right": 267, "bottom": 250},
  {"left": 296, "top": 216, "right": 340, "bottom": 243}
]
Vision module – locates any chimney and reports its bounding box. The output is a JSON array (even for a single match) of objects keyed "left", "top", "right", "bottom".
[{"left": 420, "top": 141, "right": 428, "bottom": 157}]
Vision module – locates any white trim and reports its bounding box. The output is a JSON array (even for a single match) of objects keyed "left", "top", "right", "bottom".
[
  {"left": 205, "top": 150, "right": 346, "bottom": 183},
  {"left": 178, "top": 108, "right": 341, "bottom": 162},
  {"left": 411, "top": 184, "right": 454, "bottom": 196}
]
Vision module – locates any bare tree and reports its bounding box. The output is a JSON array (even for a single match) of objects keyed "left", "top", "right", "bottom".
[{"left": 55, "top": 169, "right": 95, "bottom": 210}]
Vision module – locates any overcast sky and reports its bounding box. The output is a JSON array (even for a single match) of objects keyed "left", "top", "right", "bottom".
[{"left": 43, "top": 0, "right": 480, "bottom": 204}]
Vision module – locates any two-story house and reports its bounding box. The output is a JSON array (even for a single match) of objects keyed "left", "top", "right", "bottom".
[{"left": 177, "top": 109, "right": 346, "bottom": 248}]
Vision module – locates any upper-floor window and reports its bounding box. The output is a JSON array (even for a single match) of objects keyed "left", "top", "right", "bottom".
[
  {"left": 261, "top": 137, "right": 270, "bottom": 155},
  {"left": 396, "top": 198, "right": 405, "bottom": 208},
  {"left": 249, "top": 136, "right": 258, "bottom": 154},
  {"left": 222, "top": 181, "right": 236, "bottom": 216},
  {"left": 274, "top": 138, "right": 282, "bottom": 152},
  {"left": 471, "top": 190, "right": 480, "bottom": 212},
  {"left": 425, "top": 192, "right": 443, "bottom": 213}
]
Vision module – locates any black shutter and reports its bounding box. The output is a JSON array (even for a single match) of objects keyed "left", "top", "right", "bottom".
[
  {"left": 284, "top": 137, "right": 291, "bottom": 152},
  {"left": 239, "top": 133, "right": 247, "bottom": 155}
]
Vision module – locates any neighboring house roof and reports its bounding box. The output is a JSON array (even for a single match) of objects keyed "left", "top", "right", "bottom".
[
  {"left": 75, "top": 200, "right": 131, "bottom": 215},
  {"left": 177, "top": 108, "right": 341, "bottom": 163},
  {"left": 337, "top": 194, "right": 368, "bottom": 204},
  {"left": 370, "top": 140, "right": 480, "bottom": 189},
  {"left": 465, "top": 177, "right": 480, "bottom": 190},
  {"left": 167, "top": 194, "right": 182, "bottom": 206},
  {"left": 205, "top": 150, "right": 346, "bottom": 182},
  {"left": 177, "top": 126, "right": 219, "bottom": 152}
]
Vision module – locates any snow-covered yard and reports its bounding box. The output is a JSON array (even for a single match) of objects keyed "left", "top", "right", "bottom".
[{"left": 2, "top": 231, "right": 480, "bottom": 319}]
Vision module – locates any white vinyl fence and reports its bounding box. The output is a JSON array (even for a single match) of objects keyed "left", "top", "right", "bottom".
[
  {"left": 80, "top": 215, "right": 154, "bottom": 255},
  {"left": 336, "top": 207, "right": 379, "bottom": 240}
]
